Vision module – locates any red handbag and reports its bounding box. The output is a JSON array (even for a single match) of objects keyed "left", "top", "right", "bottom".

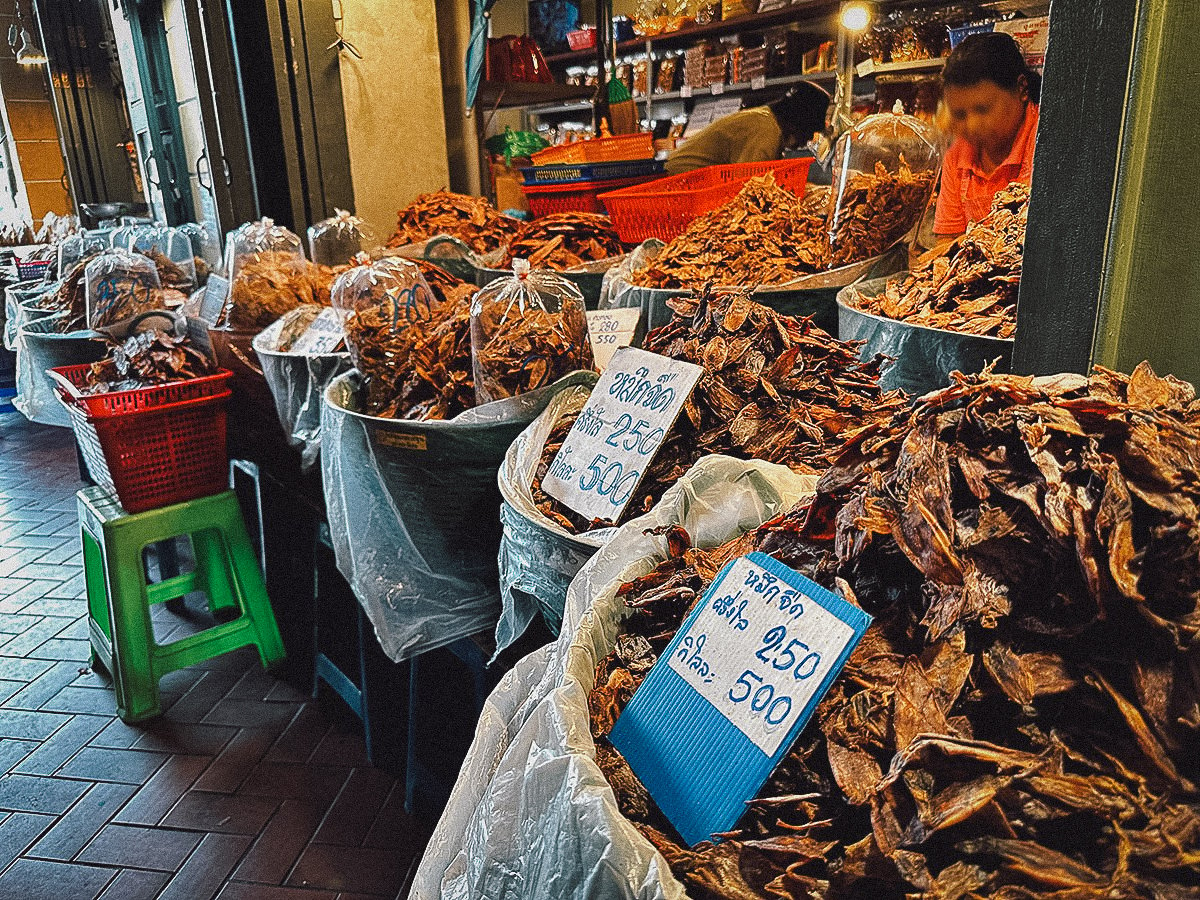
[{"left": 486, "top": 35, "right": 553, "bottom": 84}]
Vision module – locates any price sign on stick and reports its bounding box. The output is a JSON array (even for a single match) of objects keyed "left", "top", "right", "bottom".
[
  {"left": 610, "top": 552, "right": 871, "bottom": 847},
  {"left": 586, "top": 308, "right": 641, "bottom": 371},
  {"left": 541, "top": 346, "right": 702, "bottom": 524}
]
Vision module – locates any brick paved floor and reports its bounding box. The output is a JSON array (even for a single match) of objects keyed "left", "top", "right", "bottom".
[{"left": 0, "top": 414, "right": 423, "bottom": 900}]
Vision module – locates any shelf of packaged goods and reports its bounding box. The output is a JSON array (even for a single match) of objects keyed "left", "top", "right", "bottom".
[
  {"left": 528, "top": 70, "right": 837, "bottom": 117},
  {"left": 855, "top": 57, "right": 946, "bottom": 77},
  {"left": 544, "top": 2, "right": 839, "bottom": 66}
]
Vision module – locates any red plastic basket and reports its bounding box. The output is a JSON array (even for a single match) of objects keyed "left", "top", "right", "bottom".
[
  {"left": 521, "top": 173, "right": 664, "bottom": 216},
  {"left": 599, "top": 157, "right": 814, "bottom": 243},
  {"left": 49, "top": 365, "right": 233, "bottom": 513}
]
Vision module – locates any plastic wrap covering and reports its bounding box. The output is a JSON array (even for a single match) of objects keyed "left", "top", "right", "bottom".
[
  {"left": 495, "top": 383, "right": 607, "bottom": 655},
  {"left": 837, "top": 276, "right": 1013, "bottom": 396},
  {"left": 56, "top": 231, "right": 108, "bottom": 278},
  {"left": 14, "top": 315, "right": 104, "bottom": 426},
  {"left": 178, "top": 221, "right": 222, "bottom": 271},
  {"left": 116, "top": 226, "right": 198, "bottom": 292},
  {"left": 331, "top": 257, "right": 436, "bottom": 372},
  {"left": 308, "top": 209, "right": 376, "bottom": 266},
  {"left": 470, "top": 260, "right": 595, "bottom": 404},
  {"left": 411, "top": 456, "right": 818, "bottom": 900},
  {"left": 84, "top": 250, "right": 163, "bottom": 331},
  {"left": 321, "top": 368, "right": 594, "bottom": 663},
  {"left": 222, "top": 221, "right": 320, "bottom": 331},
  {"left": 827, "top": 113, "right": 941, "bottom": 266},
  {"left": 5, "top": 280, "right": 56, "bottom": 350},
  {"left": 225, "top": 218, "right": 305, "bottom": 281},
  {"left": 253, "top": 318, "right": 351, "bottom": 470},
  {"left": 600, "top": 241, "right": 909, "bottom": 335}
]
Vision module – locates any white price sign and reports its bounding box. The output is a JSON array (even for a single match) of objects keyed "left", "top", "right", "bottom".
[
  {"left": 289, "top": 307, "right": 346, "bottom": 355},
  {"left": 751, "top": 75, "right": 767, "bottom": 91},
  {"left": 586, "top": 308, "right": 641, "bottom": 371},
  {"left": 680, "top": 85, "right": 694, "bottom": 98},
  {"left": 541, "top": 346, "right": 702, "bottom": 524}
]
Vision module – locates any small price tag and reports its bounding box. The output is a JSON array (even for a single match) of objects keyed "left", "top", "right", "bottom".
[
  {"left": 541, "top": 346, "right": 702, "bottom": 524},
  {"left": 856, "top": 59, "right": 876, "bottom": 77},
  {"left": 610, "top": 552, "right": 871, "bottom": 847},
  {"left": 680, "top": 85, "right": 694, "bottom": 98},
  {"left": 289, "top": 307, "right": 346, "bottom": 355},
  {"left": 751, "top": 75, "right": 767, "bottom": 91},
  {"left": 198, "top": 274, "right": 229, "bottom": 326},
  {"left": 586, "top": 308, "right": 641, "bottom": 371},
  {"left": 710, "top": 82, "right": 725, "bottom": 95}
]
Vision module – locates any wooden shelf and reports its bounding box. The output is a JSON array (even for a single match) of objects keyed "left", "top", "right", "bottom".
[
  {"left": 544, "top": 1, "right": 839, "bottom": 66},
  {"left": 476, "top": 81, "right": 596, "bottom": 110}
]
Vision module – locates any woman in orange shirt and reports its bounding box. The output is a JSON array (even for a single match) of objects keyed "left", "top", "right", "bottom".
[{"left": 933, "top": 33, "right": 1041, "bottom": 238}]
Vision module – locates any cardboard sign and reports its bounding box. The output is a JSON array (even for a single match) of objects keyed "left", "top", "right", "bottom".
[
  {"left": 751, "top": 75, "right": 767, "bottom": 91},
  {"left": 711, "top": 82, "right": 725, "bottom": 95},
  {"left": 680, "top": 85, "right": 694, "bottom": 98},
  {"left": 541, "top": 346, "right": 702, "bottom": 524},
  {"left": 198, "top": 274, "right": 229, "bottom": 326},
  {"left": 289, "top": 307, "right": 346, "bottom": 355},
  {"left": 586, "top": 308, "right": 641, "bottom": 371},
  {"left": 610, "top": 552, "right": 871, "bottom": 846}
]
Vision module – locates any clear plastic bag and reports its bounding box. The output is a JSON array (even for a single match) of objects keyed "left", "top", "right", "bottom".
[
  {"left": 84, "top": 250, "right": 163, "bottom": 331},
  {"left": 14, "top": 314, "right": 105, "bottom": 427},
  {"left": 412, "top": 456, "right": 818, "bottom": 900},
  {"left": 119, "top": 226, "right": 197, "bottom": 293},
  {"left": 223, "top": 220, "right": 317, "bottom": 330},
  {"left": 308, "top": 209, "right": 376, "bottom": 267},
  {"left": 225, "top": 217, "right": 305, "bottom": 281},
  {"left": 178, "top": 221, "right": 222, "bottom": 274},
  {"left": 330, "top": 256, "right": 438, "bottom": 372},
  {"left": 56, "top": 232, "right": 109, "bottom": 279},
  {"left": 469, "top": 259, "right": 595, "bottom": 405},
  {"left": 826, "top": 111, "right": 941, "bottom": 267}
]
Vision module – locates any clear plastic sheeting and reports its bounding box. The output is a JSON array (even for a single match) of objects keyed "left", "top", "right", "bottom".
[
  {"left": 321, "top": 369, "right": 595, "bottom": 663},
  {"left": 5, "top": 280, "right": 55, "bottom": 350},
  {"left": 495, "top": 383, "right": 607, "bottom": 656},
  {"left": 837, "top": 277, "right": 1013, "bottom": 396},
  {"left": 308, "top": 209, "right": 376, "bottom": 266},
  {"left": 84, "top": 250, "right": 163, "bottom": 330},
  {"left": 14, "top": 315, "right": 104, "bottom": 427},
  {"left": 600, "top": 241, "right": 909, "bottom": 335},
  {"left": 253, "top": 326, "right": 351, "bottom": 470},
  {"left": 411, "top": 456, "right": 818, "bottom": 900}
]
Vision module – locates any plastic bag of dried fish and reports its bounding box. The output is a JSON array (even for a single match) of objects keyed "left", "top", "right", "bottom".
[
  {"left": 332, "top": 256, "right": 439, "bottom": 372},
  {"left": 84, "top": 250, "right": 165, "bottom": 331},
  {"left": 308, "top": 208, "right": 377, "bottom": 267},
  {"left": 469, "top": 259, "right": 596, "bottom": 404},
  {"left": 827, "top": 112, "right": 940, "bottom": 267},
  {"left": 410, "top": 456, "right": 818, "bottom": 900}
]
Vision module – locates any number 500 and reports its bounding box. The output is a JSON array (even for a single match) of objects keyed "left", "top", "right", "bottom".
[{"left": 728, "top": 669, "right": 792, "bottom": 726}]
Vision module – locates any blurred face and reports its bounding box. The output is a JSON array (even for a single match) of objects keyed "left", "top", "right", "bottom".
[{"left": 943, "top": 79, "right": 1028, "bottom": 162}]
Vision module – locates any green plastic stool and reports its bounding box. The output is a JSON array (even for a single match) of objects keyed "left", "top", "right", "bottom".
[{"left": 79, "top": 485, "right": 286, "bottom": 723}]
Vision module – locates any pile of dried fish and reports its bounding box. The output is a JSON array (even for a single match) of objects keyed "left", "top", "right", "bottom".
[
  {"left": 856, "top": 183, "right": 1028, "bottom": 338},
  {"left": 827, "top": 158, "right": 935, "bottom": 267},
  {"left": 472, "top": 302, "right": 593, "bottom": 402},
  {"left": 225, "top": 251, "right": 342, "bottom": 330},
  {"left": 629, "top": 173, "right": 829, "bottom": 290},
  {"left": 590, "top": 363, "right": 1200, "bottom": 899},
  {"left": 345, "top": 263, "right": 478, "bottom": 420},
  {"left": 499, "top": 213, "right": 624, "bottom": 271},
  {"left": 386, "top": 189, "right": 520, "bottom": 256},
  {"left": 83, "top": 330, "right": 218, "bottom": 394},
  {"left": 533, "top": 290, "right": 903, "bottom": 531}
]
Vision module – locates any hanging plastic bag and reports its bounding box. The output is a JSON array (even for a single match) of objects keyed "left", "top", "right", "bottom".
[
  {"left": 84, "top": 250, "right": 164, "bottom": 331},
  {"left": 469, "top": 259, "right": 595, "bottom": 405},
  {"left": 330, "top": 255, "right": 438, "bottom": 373},
  {"left": 411, "top": 455, "right": 818, "bottom": 899},
  {"left": 826, "top": 111, "right": 941, "bottom": 267},
  {"left": 308, "top": 209, "right": 376, "bottom": 267},
  {"left": 321, "top": 367, "right": 594, "bottom": 663}
]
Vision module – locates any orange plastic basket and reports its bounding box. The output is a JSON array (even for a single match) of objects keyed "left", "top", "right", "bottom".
[
  {"left": 522, "top": 173, "right": 664, "bottom": 216},
  {"left": 599, "top": 157, "right": 814, "bottom": 243},
  {"left": 49, "top": 365, "right": 233, "bottom": 513},
  {"left": 531, "top": 133, "right": 655, "bottom": 165}
]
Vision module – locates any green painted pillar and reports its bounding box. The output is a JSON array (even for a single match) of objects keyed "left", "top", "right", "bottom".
[{"left": 1095, "top": 0, "right": 1200, "bottom": 386}]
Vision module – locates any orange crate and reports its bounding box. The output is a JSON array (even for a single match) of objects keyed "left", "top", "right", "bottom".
[
  {"left": 531, "top": 133, "right": 655, "bottom": 165},
  {"left": 599, "top": 157, "right": 814, "bottom": 243},
  {"left": 521, "top": 173, "right": 664, "bottom": 216}
]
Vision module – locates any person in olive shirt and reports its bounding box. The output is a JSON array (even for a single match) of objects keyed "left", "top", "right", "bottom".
[{"left": 664, "top": 82, "right": 831, "bottom": 175}]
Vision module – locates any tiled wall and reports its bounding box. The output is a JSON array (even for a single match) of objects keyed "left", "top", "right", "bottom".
[{"left": 0, "top": 4, "right": 71, "bottom": 226}]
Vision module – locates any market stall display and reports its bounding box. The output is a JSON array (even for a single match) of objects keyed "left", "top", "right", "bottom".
[
  {"left": 533, "top": 289, "right": 903, "bottom": 532},
  {"left": 852, "top": 182, "right": 1028, "bottom": 338},
  {"left": 469, "top": 261, "right": 595, "bottom": 403},
  {"left": 498, "top": 212, "right": 624, "bottom": 271},
  {"left": 80, "top": 329, "right": 218, "bottom": 393},
  {"left": 386, "top": 190, "right": 520, "bottom": 256},
  {"left": 580, "top": 364, "right": 1200, "bottom": 899}
]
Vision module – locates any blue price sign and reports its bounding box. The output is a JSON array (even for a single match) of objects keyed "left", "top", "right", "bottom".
[
  {"left": 610, "top": 552, "right": 871, "bottom": 847},
  {"left": 541, "top": 346, "right": 702, "bottom": 524}
]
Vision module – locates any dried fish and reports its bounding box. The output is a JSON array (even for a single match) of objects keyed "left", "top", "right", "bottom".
[
  {"left": 587, "top": 362, "right": 1200, "bottom": 898},
  {"left": 533, "top": 289, "right": 904, "bottom": 532},
  {"left": 855, "top": 183, "right": 1028, "bottom": 338},
  {"left": 827, "top": 158, "right": 936, "bottom": 268},
  {"left": 499, "top": 212, "right": 623, "bottom": 271},
  {"left": 224, "top": 251, "right": 344, "bottom": 330},
  {"left": 386, "top": 189, "right": 520, "bottom": 256},
  {"left": 83, "top": 330, "right": 217, "bottom": 393}
]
